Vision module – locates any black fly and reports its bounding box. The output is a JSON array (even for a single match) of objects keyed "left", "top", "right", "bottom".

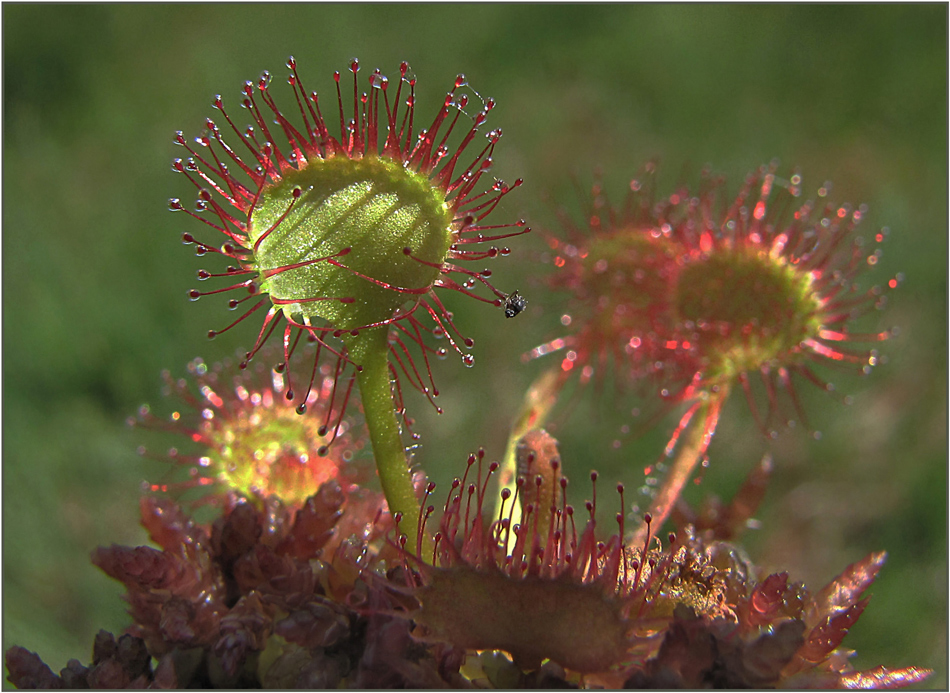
[{"left": 504, "top": 290, "right": 528, "bottom": 318}]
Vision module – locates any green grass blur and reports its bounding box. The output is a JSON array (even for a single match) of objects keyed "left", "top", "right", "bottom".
[{"left": 3, "top": 4, "right": 945, "bottom": 686}]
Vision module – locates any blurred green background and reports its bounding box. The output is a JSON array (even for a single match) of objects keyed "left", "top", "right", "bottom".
[{"left": 3, "top": 3, "right": 945, "bottom": 686}]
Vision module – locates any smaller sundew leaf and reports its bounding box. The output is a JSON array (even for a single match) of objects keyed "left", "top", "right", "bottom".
[{"left": 136, "top": 352, "right": 361, "bottom": 506}]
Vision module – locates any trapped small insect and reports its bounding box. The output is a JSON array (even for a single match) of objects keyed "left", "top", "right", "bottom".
[{"left": 504, "top": 290, "right": 528, "bottom": 318}]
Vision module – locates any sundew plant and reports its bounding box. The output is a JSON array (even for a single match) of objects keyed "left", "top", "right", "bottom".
[{"left": 4, "top": 4, "right": 946, "bottom": 690}]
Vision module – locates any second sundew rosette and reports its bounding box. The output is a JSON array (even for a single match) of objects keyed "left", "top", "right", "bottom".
[
  {"left": 170, "top": 58, "right": 528, "bottom": 549},
  {"left": 516, "top": 163, "right": 899, "bottom": 537}
]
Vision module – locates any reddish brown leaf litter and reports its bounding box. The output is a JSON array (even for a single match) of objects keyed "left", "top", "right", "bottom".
[{"left": 6, "top": 451, "right": 931, "bottom": 688}]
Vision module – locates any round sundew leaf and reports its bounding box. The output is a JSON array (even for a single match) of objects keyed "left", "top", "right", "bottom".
[
  {"left": 673, "top": 247, "right": 823, "bottom": 382},
  {"left": 208, "top": 403, "right": 336, "bottom": 505},
  {"left": 251, "top": 155, "right": 454, "bottom": 332},
  {"left": 174, "top": 60, "right": 527, "bottom": 444}
]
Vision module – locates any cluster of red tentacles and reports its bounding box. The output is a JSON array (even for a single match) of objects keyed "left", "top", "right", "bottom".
[
  {"left": 531, "top": 163, "right": 900, "bottom": 440},
  {"left": 390, "top": 447, "right": 720, "bottom": 675},
  {"left": 376, "top": 446, "right": 932, "bottom": 687},
  {"left": 170, "top": 58, "right": 528, "bottom": 431},
  {"left": 131, "top": 348, "right": 369, "bottom": 506}
]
